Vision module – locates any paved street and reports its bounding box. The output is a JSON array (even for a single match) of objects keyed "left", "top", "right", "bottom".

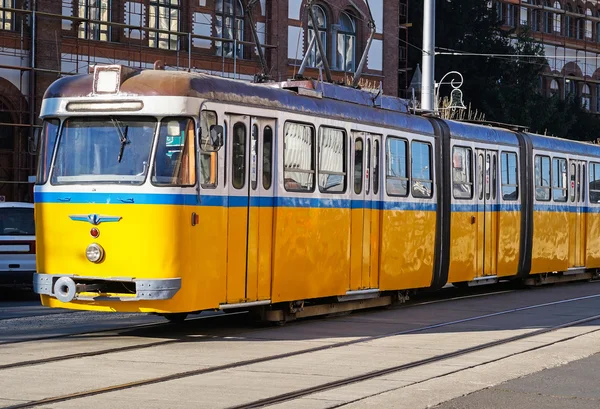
[{"left": 1, "top": 283, "right": 599, "bottom": 408}]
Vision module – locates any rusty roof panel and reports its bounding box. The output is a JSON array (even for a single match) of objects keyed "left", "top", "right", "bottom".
[{"left": 43, "top": 70, "right": 432, "bottom": 134}]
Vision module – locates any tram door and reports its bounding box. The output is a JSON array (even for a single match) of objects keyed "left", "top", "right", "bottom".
[
  {"left": 350, "top": 131, "right": 381, "bottom": 290},
  {"left": 225, "top": 115, "right": 275, "bottom": 303},
  {"left": 475, "top": 149, "right": 499, "bottom": 277},
  {"left": 569, "top": 160, "right": 586, "bottom": 267}
]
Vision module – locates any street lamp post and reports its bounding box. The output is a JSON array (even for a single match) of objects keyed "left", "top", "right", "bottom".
[{"left": 421, "top": 0, "right": 435, "bottom": 111}]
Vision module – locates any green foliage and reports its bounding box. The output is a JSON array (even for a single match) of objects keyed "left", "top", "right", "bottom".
[{"left": 407, "top": 0, "right": 600, "bottom": 141}]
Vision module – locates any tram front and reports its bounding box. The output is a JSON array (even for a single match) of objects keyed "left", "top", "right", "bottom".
[{"left": 33, "top": 65, "right": 219, "bottom": 315}]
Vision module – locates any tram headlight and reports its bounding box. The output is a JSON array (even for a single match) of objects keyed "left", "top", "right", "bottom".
[{"left": 86, "top": 243, "right": 104, "bottom": 263}]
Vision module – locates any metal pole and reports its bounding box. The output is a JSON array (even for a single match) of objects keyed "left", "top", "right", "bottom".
[
  {"left": 421, "top": 0, "right": 435, "bottom": 111},
  {"left": 298, "top": 34, "right": 316, "bottom": 76},
  {"left": 352, "top": 25, "right": 374, "bottom": 87},
  {"left": 188, "top": 32, "right": 191, "bottom": 71}
]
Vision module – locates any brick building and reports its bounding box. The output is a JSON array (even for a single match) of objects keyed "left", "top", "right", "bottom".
[
  {"left": 0, "top": 0, "right": 409, "bottom": 203},
  {"left": 496, "top": 0, "right": 600, "bottom": 112}
]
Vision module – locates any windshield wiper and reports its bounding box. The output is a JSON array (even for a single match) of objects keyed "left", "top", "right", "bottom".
[{"left": 110, "top": 117, "right": 130, "bottom": 163}]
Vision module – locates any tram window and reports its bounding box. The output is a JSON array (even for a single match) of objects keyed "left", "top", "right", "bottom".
[
  {"left": 53, "top": 116, "right": 156, "bottom": 185},
  {"left": 263, "top": 126, "right": 273, "bottom": 190},
  {"left": 552, "top": 157, "right": 567, "bottom": 202},
  {"left": 36, "top": 118, "right": 60, "bottom": 185},
  {"left": 153, "top": 117, "right": 196, "bottom": 186},
  {"left": 318, "top": 127, "right": 346, "bottom": 193},
  {"left": 570, "top": 163, "right": 576, "bottom": 202},
  {"left": 373, "top": 140, "right": 380, "bottom": 195},
  {"left": 501, "top": 152, "right": 518, "bottom": 200},
  {"left": 411, "top": 141, "right": 433, "bottom": 199},
  {"left": 251, "top": 124, "right": 258, "bottom": 190},
  {"left": 478, "top": 153, "right": 484, "bottom": 200},
  {"left": 385, "top": 137, "right": 408, "bottom": 197},
  {"left": 284, "top": 122, "right": 315, "bottom": 192},
  {"left": 589, "top": 162, "right": 600, "bottom": 203},
  {"left": 577, "top": 163, "right": 582, "bottom": 202},
  {"left": 452, "top": 146, "right": 473, "bottom": 199},
  {"left": 232, "top": 122, "right": 247, "bottom": 189},
  {"left": 535, "top": 155, "right": 551, "bottom": 201},
  {"left": 582, "top": 164, "right": 586, "bottom": 203},
  {"left": 354, "top": 138, "right": 364, "bottom": 194},
  {"left": 366, "top": 140, "right": 371, "bottom": 194},
  {"left": 492, "top": 154, "right": 497, "bottom": 200},
  {"left": 199, "top": 110, "right": 218, "bottom": 188},
  {"left": 223, "top": 120, "right": 227, "bottom": 186},
  {"left": 485, "top": 154, "right": 491, "bottom": 200}
]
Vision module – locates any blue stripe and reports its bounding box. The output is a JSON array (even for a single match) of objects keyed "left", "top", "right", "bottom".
[
  {"left": 34, "top": 192, "right": 200, "bottom": 205},
  {"left": 451, "top": 203, "right": 522, "bottom": 212}
]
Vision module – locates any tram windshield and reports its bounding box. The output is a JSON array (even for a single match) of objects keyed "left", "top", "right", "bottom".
[{"left": 51, "top": 117, "right": 156, "bottom": 185}]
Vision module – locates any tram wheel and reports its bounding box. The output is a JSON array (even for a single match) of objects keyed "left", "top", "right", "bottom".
[{"left": 163, "top": 313, "right": 188, "bottom": 323}]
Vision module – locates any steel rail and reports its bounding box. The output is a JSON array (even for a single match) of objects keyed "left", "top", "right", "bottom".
[
  {"left": 2, "top": 292, "right": 599, "bottom": 409},
  {"left": 232, "top": 314, "right": 600, "bottom": 409}
]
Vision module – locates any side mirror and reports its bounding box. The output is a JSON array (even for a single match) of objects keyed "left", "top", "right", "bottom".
[
  {"left": 201, "top": 125, "right": 223, "bottom": 152},
  {"left": 28, "top": 128, "right": 41, "bottom": 155}
]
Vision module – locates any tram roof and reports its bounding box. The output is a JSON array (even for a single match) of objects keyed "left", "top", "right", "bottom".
[
  {"left": 444, "top": 119, "right": 520, "bottom": 146},
  {"left": 527, "top": 133, "right": 600, "bottom": 158},
  {"left": 43, "top": 69, "right": 435, "bottom": 135}
]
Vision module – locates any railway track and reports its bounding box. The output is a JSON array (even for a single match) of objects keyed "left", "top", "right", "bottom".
[
  {"left": 2, "top": 289, "right": 600, "bottom": 409},
  {"left": 0, "top": 284, "right": 519, "bottom": 371}
]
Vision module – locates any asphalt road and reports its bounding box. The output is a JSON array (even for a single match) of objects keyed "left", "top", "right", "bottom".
[{"left": 434, "top": 352, "right": 600, "bottom": 409}]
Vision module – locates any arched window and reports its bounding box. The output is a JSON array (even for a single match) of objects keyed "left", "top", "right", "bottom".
[
  {"left": 553, "top": 1, "right": 562, "bottom": 34},
  {"left": 307, "top": 5, "right": 327, "bottom": 68},
  {"left": 549, "top": 79, "right": 559, "bottom": 96},
  {"left": 544, "top": 1, "right": 553, "bottom": 33},
  {"left": 531, "top": 0, "right": 540, "bottom": 32},
  {"left": 215, "top": 0, "right": 244, "bottom": 58},
  {"left": 565, "top": 76, "right": 577, "bottom": 98},
  {"left": 585, "top": 8, "right": 593, "bottom": 39},
  {"left": 582, "top": 84, "right": 591, "bottom": 110},
  {"left": 336, "top": 11, "right": 356, "bottom": 72},
  {"left": 565, "top": 4, "right": 574, "bottom": 37},
  {"left": 576, "top": 6, "right": 585, "bottom": 40}
]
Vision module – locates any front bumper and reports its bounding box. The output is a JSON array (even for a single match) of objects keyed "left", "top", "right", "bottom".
[
  {"left": 0, "top": 270, "right": 35, "bottom": 288},
  {"left": 33, "top": 273, "right": 181, "bottom": 302}
]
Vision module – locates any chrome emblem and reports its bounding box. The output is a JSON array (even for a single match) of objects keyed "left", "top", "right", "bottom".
[{"left": 69, "top": 214, "right": 122, "bottom": 225}]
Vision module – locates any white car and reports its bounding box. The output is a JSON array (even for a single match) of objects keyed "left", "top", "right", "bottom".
[{"left": 0, "top": 202, "right": 35, "bottom": 288}]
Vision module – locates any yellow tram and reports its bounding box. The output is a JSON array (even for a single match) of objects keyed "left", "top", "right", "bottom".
[{"left": 32, "top": 64, "right": 600, "bottom": 321}]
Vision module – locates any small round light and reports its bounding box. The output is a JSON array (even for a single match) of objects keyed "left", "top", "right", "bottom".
[
  {"left": 90, "top": 228, "right": 100, "bottom": 238},
  {"left": 86, "top": 243, "right": 104, "bottom": 263}
]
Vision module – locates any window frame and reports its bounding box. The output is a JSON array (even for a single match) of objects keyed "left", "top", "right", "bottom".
[
  {"left": 589, "top": 162, "right": 600, "bottom": 204},
  {"left": 35, "top": 118, "right": 61, "bottom": 186},
  {"left": 385, "top": 136, "right": 409, "bottom": 198},
  {"left": 535, "top": 154, "right": 551, "bottom": 202},
  {"left": 410, "top": 140, "right": 434, "bottom": 199},
  {"left": 307, "top": 4, "right": 328, "bottom": 68},
  {"left": 500, "top": 151, "right": 519, "bottom": 201},
  {"left": 283, "top": 121, "right": 316, "bottom": 193},
  {"left": 199, "top": 110, "right": 219, "bottom": 189},
  {"left": 152, "top": 116, "right": 197, "bottom": 188},
  {"left": 231, "top": 121, "right": 247, "bottom": 190},
  {"left": 317, "top": 125, "right": 347, "bottom": 194},
  {"left": 452, "top": 145, "right": 473, "bottom": 200},
  {"left": 149, "top": 0, "right": 180, "bottom": 51},
  {"left": 552, "top": 156, "right": 567, "bottom": 202},
  {"left": 262, "top": 125, "right": 273, "bottom": 190},
  {"left": 215, "top": 0, "right": 245, "bottom": 59},
  {"left": 78, "top": 0, "right": 111, "bottom": 42},
  {"left": 1, "top": 0, "right": 15, "bottom": 31}
]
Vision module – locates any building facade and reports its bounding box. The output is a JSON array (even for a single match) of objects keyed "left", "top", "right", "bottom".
[
  {"left": 0, "top": 0, "right": 406, "bottom": 203},
  {"left": 497, "top": 0, "right": 600, "bottom": 113}
]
